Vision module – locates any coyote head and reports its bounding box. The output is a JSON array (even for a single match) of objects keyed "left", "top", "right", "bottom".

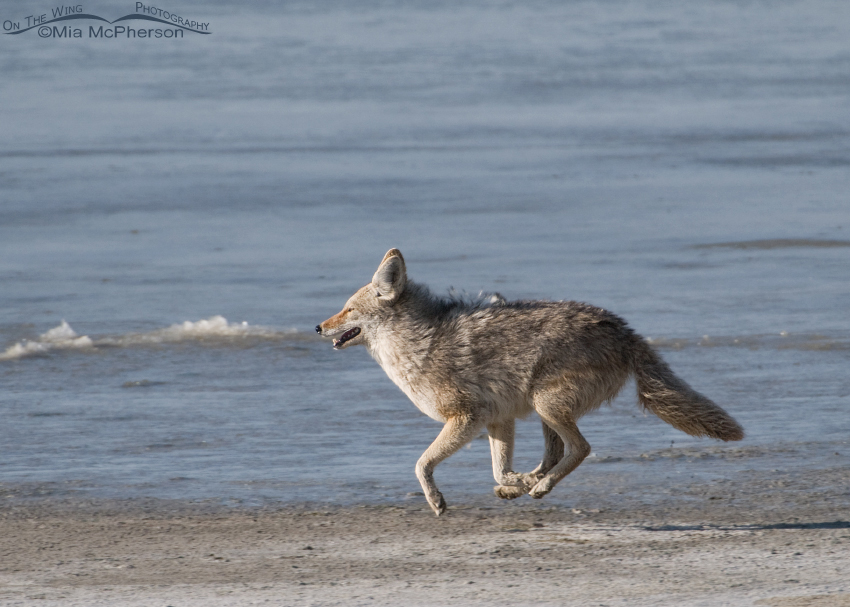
[{"left": 315, "top": 248, "right": 407, "bottom": 350}]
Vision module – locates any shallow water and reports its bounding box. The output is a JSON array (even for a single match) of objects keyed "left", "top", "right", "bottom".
[{"left": 1, "top": 1, "right": 848, "bottom": 508}]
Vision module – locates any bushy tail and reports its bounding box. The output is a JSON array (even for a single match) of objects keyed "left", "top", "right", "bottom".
[{"left": 631, "top": 339, "right": 744, "bottom": 441}]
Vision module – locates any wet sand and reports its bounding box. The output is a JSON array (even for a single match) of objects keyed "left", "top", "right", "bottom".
[{"left": 2, "top": 467, "right": 848, "bottom": 606}]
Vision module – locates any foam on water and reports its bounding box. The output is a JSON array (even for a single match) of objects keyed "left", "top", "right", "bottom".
[
  {"left": 95, "top": 316, "right": 298, "bottom": 347},
  {"left": 0, "top": 316, "right": 300, "bottom": 361},
  {"left": 0, "top": 321, "right": 94, "bottom": 361}
]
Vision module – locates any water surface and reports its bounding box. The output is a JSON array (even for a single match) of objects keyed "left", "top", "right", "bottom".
[{"left": 1, "top": 0, "right": 848, "bottom": 508}]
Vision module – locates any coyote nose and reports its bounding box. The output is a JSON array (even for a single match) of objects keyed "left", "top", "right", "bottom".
[{"left": 315, "top": 325, "right": 322, "bottom": 334}]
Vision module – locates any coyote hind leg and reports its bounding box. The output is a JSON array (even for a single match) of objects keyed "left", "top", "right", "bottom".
[
  {"left": 488, "top": 419, "right": 540, "bottom": 500},
  {"left": 528, "top": 420, "right": 565, "bottom": 479},
  {"left": 416, "top": 414, "right": 485, "bottom": 516},
  {"left": 528, "top": 398, "right": 591, "bottom": 500}
]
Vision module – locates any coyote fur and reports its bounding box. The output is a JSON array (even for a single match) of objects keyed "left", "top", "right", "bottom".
[{"left": 317, "top": 249, "right": 744, "bottom": 516}]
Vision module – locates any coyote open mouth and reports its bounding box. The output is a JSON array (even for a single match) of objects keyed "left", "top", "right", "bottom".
[{"left": 333, "top": 327, "right": 361, "bottom": 349}]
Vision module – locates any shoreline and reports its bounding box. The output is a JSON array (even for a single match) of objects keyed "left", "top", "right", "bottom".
[{"left": 2, "top": 468, "right": 849, "bottom": 606}]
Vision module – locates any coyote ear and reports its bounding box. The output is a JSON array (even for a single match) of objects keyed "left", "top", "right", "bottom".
[{"left": 372, "top": 249, "right": 407, "bottom": 302}]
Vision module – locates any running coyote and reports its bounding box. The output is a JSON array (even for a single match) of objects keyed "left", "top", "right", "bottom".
[{"left": 317, "top": 249, "right": 744, "bottom": 516}]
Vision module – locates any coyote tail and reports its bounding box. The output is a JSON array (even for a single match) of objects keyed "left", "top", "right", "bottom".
[{"left": 631, "top": 339, "right": 744, "bottom": 441}]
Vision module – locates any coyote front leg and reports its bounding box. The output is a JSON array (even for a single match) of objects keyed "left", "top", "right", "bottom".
[
  {"left": 416, "top": 414, "right": 484, "bottom": 516},
  {"left": 488, "top": 419, "right": 540, "bottom": 500}
]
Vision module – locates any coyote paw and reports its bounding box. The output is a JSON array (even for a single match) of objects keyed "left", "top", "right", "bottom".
[
  {"left": 528, "top": 480, "right": 553, "bottom": 500},
  {"left": 494, "top": 485, "right": 528, "bottom": 500},
  {"left": 427, "top": 492, "right": 447, "bottom": 516}
]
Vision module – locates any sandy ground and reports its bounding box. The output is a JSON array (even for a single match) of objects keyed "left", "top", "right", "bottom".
[{"left": 1, "top": 468, "right": 849, "bottom": 607}]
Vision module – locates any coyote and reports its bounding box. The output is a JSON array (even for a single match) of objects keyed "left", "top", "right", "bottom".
[{"left": 317, "top": 249, "right": 744, "bottom": 516}]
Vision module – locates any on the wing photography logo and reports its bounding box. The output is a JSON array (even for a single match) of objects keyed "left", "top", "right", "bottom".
[{"left": 3, "top": 3, "right": 211, "bottom": 39}]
